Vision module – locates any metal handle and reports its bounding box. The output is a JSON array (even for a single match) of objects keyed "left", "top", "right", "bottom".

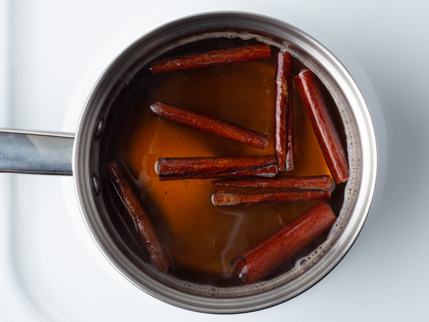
[{"left": 0, "top": 130, "right": 74, "bottom": 175}]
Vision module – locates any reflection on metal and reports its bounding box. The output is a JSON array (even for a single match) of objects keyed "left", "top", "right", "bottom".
[{"left": 0, "top": 130, "right": 74, "bottom": 175}]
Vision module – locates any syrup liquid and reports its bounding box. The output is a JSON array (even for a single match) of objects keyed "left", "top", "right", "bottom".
[{"left": 102, "top": 37, "right": 346, "bottom": 287}]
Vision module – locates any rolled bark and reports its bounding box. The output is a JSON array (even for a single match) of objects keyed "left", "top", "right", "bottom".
[
  {"left": 159, "top": 164, "right": 278, "bottom": 181},
  {"left": 212, "top": 175, "right": 334, "bottom": 191},
  {"left": 274, "top": 52, "right": 294, "bottom": 171},
  {"left": 151, "top": 101, "right": 268, "bottom": 149},
  {"left": 156, "top": 156, "right": 276, "bottom": 177},
  {"left": 295, "top": 70, "right": 349, "bottom": 184},
  {"left": 106, "top": 160, "right": 172, "bottom": 272},
  {"left": 230, "top": 201, "right": 336, "bottom": 284},
  {"left": 150, "top": 44, "right": 272, "bottom": 74},
  {"left": 212, "top": 190, "right": 330, "bottom": 207}
]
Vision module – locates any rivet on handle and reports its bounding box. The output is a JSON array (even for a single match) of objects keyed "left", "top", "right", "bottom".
[
  {"left": 92, "top": 173, "right": 101, "bottom": 195},
  {"left": 94, "top": 118, "right": 106, "bottom": 140}
]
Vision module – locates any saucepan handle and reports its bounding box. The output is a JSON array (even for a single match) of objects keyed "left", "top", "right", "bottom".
[{"left": 0, "top": 130, "right": 74, "bottom": 175}]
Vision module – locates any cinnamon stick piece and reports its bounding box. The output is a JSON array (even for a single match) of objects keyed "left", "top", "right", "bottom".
[
  {"left": 151, "top": 101, "right": 268, "bottom": 149},
  {"left": 286, "top": 92, "right": 294, "bottom": 171},
  {"left": 106, "top": 160, "right": 172, "bottom": 272},
  {"left": 212, "top": 190, "right": 330, "bottom": 207},
  {"left": 295, "top": 70, "right": 349, "bottom": 184},
  {"left": 230, "top": 201, "right": 336, "bottom": 284},
  {"left": 212, "top": 175, "right": 334, "bottom": 191},
  {"left": 156, "top": 156, "right": 276, "bottom": 176},
  {"left": 150, "top": 44, "right": 272, "bottom": 74},
  {"left": 159, "top": 164, "right": 278, "bottom": 181},
  {"left": 274, "top": 52, "right": 294, "bottom": 171}
]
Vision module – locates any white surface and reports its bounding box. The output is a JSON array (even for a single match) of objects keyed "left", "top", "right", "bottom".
[{"left": 0, "top": 0, "right": 428, "bottom": 321}]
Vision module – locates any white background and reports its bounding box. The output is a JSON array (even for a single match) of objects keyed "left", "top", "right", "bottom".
[{"left": 0, "top": 0, "right": 428, "bottom": 321}]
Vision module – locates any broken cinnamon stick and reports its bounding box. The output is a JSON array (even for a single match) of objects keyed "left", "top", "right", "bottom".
[
  {"left": 150, "top": 44, "right": 272, "bottom": 74},
  {"left": 211, "top": 190, "right": 330, "bottom": 207},
  {"left": 295, "top": 70, "right": 349, "bottom": 184},
  {"left": 274, "top": 52, "right": 294, "bottom": 171},
  {"left": 159, "top": 164, "right": 278, "bottom": 181},
  {"left": 230, "top": 201, "right": 336, "bottom": 284},
  {"left": 106, "top": 160, "right": 172, "bottom": 272},
  {"left": 212, "top": 175, "right": 334, "bottom": 191},
  {"left": 151, "top": 101, "right": 268, "bottom": 149},
  {"left": 156, "top": 156, "right": 276, "bottom": 177}
]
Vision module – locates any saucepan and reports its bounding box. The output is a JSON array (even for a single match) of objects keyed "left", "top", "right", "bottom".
[{"left": 0, "top": 12, "right": 377, "bottom": 313}]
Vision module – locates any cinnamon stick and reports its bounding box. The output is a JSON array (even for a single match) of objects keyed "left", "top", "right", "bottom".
[
  {"left": 159, "top": 164, "right": 278, "bottom": 181},
  {"left": 157, "top": 156, "right": 276, "bottom": 176},
  {"left": 230, "top": 201, "right": 336, "bottom": 284},
  {"left": 286, "top": 93, "right": 294, "bottom": 171},
  {"left": 150, "top": 44, "right": 272, "bottom": 74},
  {"left": 212, "top": 175, "right": 334, "bottom": 191},
  {"left": 295, "top": 70, "right": 349, "bottom": 183},
  {"left": 211, "top": 190, "right": 330, "bottom": 207},
  {"left": 151, "top": 101, "right": 268, "bottom": 149},
  {"left": 274, "top": 52, "right": 294, "bottom": 171},
  {"left": 106, "top": 160, "right": 172, "bottom": 272}
]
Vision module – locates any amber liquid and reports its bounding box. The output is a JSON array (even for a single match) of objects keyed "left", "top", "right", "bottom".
[{"left": 102, "top": 37, "right": 346, "bottom": 287}]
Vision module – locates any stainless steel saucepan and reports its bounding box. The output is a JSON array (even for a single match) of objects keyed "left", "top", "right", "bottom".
[{"left": 0, "top": 12, "right": 377, "bottom": 313}]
